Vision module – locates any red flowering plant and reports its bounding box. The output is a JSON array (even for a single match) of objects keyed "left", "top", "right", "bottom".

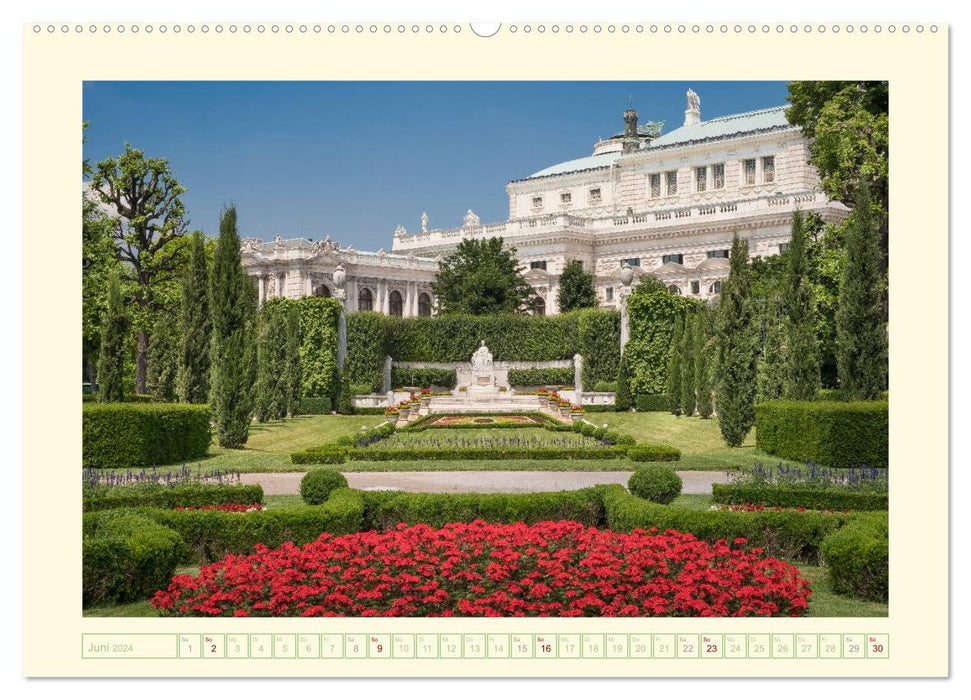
[
  {"left": 174, "top": 503, "right": 263, "bottom": 513},
  {"left": 718, "top": 503, "right": 851, "bottom": 515},
  {"left": 151, "top": 521, "right": 811, "bottom": 618},
  {"left": 420, "top": 388, "right": 432, "bottom": 397}
]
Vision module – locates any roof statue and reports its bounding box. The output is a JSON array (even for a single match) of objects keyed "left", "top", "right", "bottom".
[
  {"left": 687, "top": 88, "right": 700, "bottom": 112},
  {"left": 463, "top": 209, "right": 480, "bottom": 228},
  {"left": 395, "top": 224, "right": 407, "bottom": 237},
  {"left": 241, "top": 238, "right": 262, "bottom": 254},
  {"left": 421, "top": 211, "right": 429, "bottom": 233}
]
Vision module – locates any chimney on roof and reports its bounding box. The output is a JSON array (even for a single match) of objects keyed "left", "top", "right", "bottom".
[
  {"left": 684, "top": 88, "right": 701, "bottom": 126},
  {"left": 622, "top": 106, "right": 639, "bottom": 154}
]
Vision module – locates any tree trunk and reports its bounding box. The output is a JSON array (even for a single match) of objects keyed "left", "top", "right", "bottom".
[{"left": 136, "top": 328, "right": 149, "bottom": 395}]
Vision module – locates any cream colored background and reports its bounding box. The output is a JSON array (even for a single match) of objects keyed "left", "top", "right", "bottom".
[{"left": 22, "top": 22, "right": 948, "bottom": 677}]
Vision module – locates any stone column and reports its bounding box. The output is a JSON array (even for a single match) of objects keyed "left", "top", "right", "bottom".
[
  {"left": 277, "top": 272, "right": 287, "bottom": 299},
  {"left": 550, "top": 282, "right": 560, "bottom": 315},
  {"left": 405, "top": 281, "right": 414, "bottom": 317},
  {"left": 347, "top": 278, "right": 358, "bottom": 312},
  {"left": 619, "top": 288, "right": 632, "bottom": 355},
  {"left": 573, "top": 353, "right": 583, "bottom": 394},
  {"left": 304, "top": 271, "right": 313, "bottom": 297},
  {"left": 337, "top": 312, "right": 347, "bottom": 370},
  {"left": 383, "top": 355, "right": 393, "bottom": 394},
  {"left": 381, "top": 280, "right": 390, "bottom": 314},
  {"left": 257, "top": 274, "right": 266, "bottom": 306}
]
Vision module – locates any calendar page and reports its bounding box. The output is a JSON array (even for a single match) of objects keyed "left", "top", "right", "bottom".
[{"left": 21, "top": 20, "right": 947, "bottom": 678}]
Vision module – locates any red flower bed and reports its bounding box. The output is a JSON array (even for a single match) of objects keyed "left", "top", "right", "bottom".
[
  {"left": 173, "top": 503, "right": 263, "bottom": 513},
  {"left": 151, "top": 521, "right": 810, "bottom": 617}
]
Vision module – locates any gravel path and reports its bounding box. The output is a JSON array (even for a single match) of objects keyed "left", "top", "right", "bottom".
[{"left": 240, "top": 470, "right": 731, "bottom": 495}]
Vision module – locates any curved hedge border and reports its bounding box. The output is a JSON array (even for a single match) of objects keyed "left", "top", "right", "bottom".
[
  {"left": 83, "top": 512, "right": 185, "bottom": 608},
  {"left": 628, "top": 444, "right": 682, "bottom": 462},
  {"left": 83, "top": 403, "right": 212, "bottom": 469},
  {"left": 755, "top": 400, "right": 888, "bottom": 468},
  {"left": 83, "top": 483, "right": 264, "bottom": 513},
  {"left": 820, "top": 515, "right": 889, "bottom": 602},
  {"left": 711, "top": 484, "right": 887, "bottom": 511}
]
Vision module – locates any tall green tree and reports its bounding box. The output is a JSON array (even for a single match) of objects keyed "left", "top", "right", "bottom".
[
  {"left": 614, "top": 355, "right": 632, "bottom": 412},
  {"left": 665, "top": 316, "right": 684, "bottom": 415},
  {"left": 557, "top": 260, "right": 598, "bottom": 312},
  {"left": 782, "top": 210, "right": 821, "bottom": 399},
  {"left": 679, "top": 311, "right": 696, "bottom": 417},
  {"left": 177, "top": 231, "right": 212, "bottom": 403},
  {"left": 836, "top": 181, "right": 887, "bottom": 400},
  {"left": 90, "top": 144, "right": 190, "bottom": 394},
  {"left": 209, "top": 205, "right": 255, "bottom": 447},
  {"left": 715, "top": 234, "right": 759, "bottom": 446},
  {"left": 694, "top": 306, "right": 713, "bottom": 419},
  {"left": 756, "top": 294, "right": 786, "bottom": 403},
  {"left": 284, "top": 304, "right": 303, "bottom": 417},
  {"left": 432, "top": 237, "right": 535, "bottom": 315},
  {"left": 146, "top": 315, "right": 180, "bottom": 402},
  {"left": 253, "top": 300, "right": 290, "bottom": 422},
  {"left": 336, "top": 370, "right": 354, "bottom": 415},
  {"left": 95, "top": 271, "right": 128, "bottom": 402}
]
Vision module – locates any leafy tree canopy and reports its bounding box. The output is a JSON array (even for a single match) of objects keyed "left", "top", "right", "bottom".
[
  {"left": 557, "top": 260, "right": 598, "bottom": 312},
  {"left": 432, "top": 237, "right": 535, "bottom": 315}
]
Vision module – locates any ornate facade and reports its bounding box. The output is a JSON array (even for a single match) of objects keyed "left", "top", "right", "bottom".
[{"left": 242, "top": 90, "right": 849, "bottom": 315}]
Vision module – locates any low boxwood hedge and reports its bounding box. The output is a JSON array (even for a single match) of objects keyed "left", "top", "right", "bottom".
[
  {"left": 361, "top": 487, "right": 606, "bottom": 531},
  {"left": 602, "top": 485, "right": 861, "bottom": 564},
  {"left": 755, "top": 400, "right": 888, "bottom": 468},
  {"left": 300, "top": 470, "right": 349, "bottom": 504},
  {"left": 87, "top": 488, "right": 365, "bottom": 564},
  {"left": 627, "top": 444, "right": 681, "bottom": 462},
  {"left": 83, "top": 403, "right": 212, "bottom": 468},
  {"left": 711, "top": 484, "right": 888, "bottom": 511},
  {"left": 83, "top": 483, "right": 264, "bottom": 512},
  {"left": 820, "top": 515, "right": 889, "bottom": 602},
  {"left": 628, "top": 466, "right": 682, "bottom": 504},
  {"left": 341, "top": 446, "right": 632, "bottom": 462},
  {"left": 635, "top": 394, "right": 668, "bottom": 412},
  {"left": 83, "top": 512, "right": 185, "bottom": 608}
]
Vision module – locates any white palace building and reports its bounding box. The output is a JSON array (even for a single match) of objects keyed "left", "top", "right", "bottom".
[{"left": 241, "top": 90, "right": 849, "bottom": 315}]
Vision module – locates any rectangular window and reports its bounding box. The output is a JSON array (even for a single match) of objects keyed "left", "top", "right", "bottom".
[
  {"left": 560, "top": 192, "right": 571, "bottom": 204},
  {"left": 650, "top": 173, "right": 661, "bottom": 198},
  {"left": 666, "top": 170, "right": 678, "bottom": 195},
  {"left": 589, "top": 187, "right": 601, "bottom": 202},
  {"left": 706, "top": 249, "right": 730, "bottom": 259},
  {"left": 662, "top": 253, "right": 684, "bottom": 265},
  {"left": 532, "top": 196, "right": 543, "bottom": 208},
  {"left": 712, "top": 163, "right": 725, "bottom": 189},
  {"left": 691, "top": 280, "right": 700, "bottom": 295},
  {"left": 762, "top": 156, "right": 775, "bottom": 184},
  {"left": 621, "top": 257, "right": 641, "bottom": 268},
  {"left": 530, "top": 260, "right": 547, "bottom": 270},
  {"left": 779, "top": 243, "right": 790, "bottom": 254},
  {"left": 743, "top": 159, "right": 757, "bottom": 185},
  {"left": 695, "top": 166, "right": 707, "bottom": 192},
  {"left": 605, "top": 287, "right": 614, "bottom": 301}
]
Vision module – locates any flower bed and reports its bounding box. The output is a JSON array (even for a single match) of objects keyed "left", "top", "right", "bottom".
[
  {"left": 715, "top": 503, "right": 851, "bottom": 515},
  {"left": 174, "top": 503, "right": 264, "bottom": 513},
  {"left": 151, "top": 520, "right": 811, "bottom": 617},
  {"left": 421, "top": 415, "right": 543, "bottom": 428}
]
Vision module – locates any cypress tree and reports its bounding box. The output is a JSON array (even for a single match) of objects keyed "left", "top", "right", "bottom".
[
  {"left": 756, "top": 295, "right": 787, "bottom": 403},
  {"left": 679, "top": 311, "right": 696, "bottom": 417},
  {"left": 665, "top": 316, "right": 684, "bottom": 415},
  {"left": 95, "top": 271, "right": 128, "bottom": 402},
  {"left": 209, "top": 205, "right": 255, "bottom": 447},
  {"left": 177, "top": 231, "right": 211, "bottom": 403},
  {"left": 715, "top": 233, "right": 759, "bottom": 446},
  {"left": 146, "top": 315, "right": 180, "bottom": 402},
  {"left": 694, "top": 306, "right": 713, "bottom": 419},
  {"left": 782, "top": 210, "right": 821, "bottom": 400},
  {"left": 337, "top": 370, "right": 354, "bottom": 415},
  {"left": 253, "top": 301, "right": 289, "bottom": 422},
  {"left": 614, "top": 355, "right": 632, "bottom": 412},
  {"left": 836, "top": 181, "right": 887, "bottom": 400},
  {"left": 284, "top": 305, "right": 303, "bottom": 416}
]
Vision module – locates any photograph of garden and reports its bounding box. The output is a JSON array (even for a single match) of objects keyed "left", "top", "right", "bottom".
[{"left": 81, "top": 80, "right": 889, "bottom": 619}]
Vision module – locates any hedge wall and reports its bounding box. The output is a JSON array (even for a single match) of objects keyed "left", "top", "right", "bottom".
[
  {"left": 344, "top": 309, "right": 620, "bottom": 393},
  {"left": 624, "top": 288, "right": 696, "bottom": 396},
  {"left": 391, "top": 367, "right": 458, "bottom": 389},
  {"left": 82, "top": 403, "right": 212, "bottom": 468},
  {"left": 294, "top": 297, "right": 342, "bottom": 402},
  {"left": 300, "top": 396, "right": 332, "bottom": 415},
  {"left": 755, "top": 400, "right": 889, "bottom": 468},
  {"left": 635, "top": 394, "right": 668, "bottom": 412},
  {"left": 711, "top": 483, "right": 888, "bottom": 511},
  {"left": 83, "top": 512, "right": 185, "bottom": 608},
  {"left": 507, "top": 367, "right": 574, "bottom": 387},
  {"left": 83, "top": 483, "right": 264, "bottom": 512},
  {"left": 820, "top": 514, "right": 889, "bottom": 602}
]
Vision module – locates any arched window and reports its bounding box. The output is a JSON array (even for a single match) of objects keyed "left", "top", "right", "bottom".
[
  {"left": 532, "top": 297, "right": 546, "bottom": 316},
  {"left": 418, "top": 292, "right": 432, "bottom": 317},
  {"left": 667, "top": 285, "right": 682, "bottom": 296},
  {"left": 709, "top": 281, "right": 722, "bottom": 294},
  {"left": 315, "top": 284, "right": 331, "bottom": 297},
  {"left": 358, "top": 287, "right": 373, "bottom": 312},
  {"left": 389, "top": 290, "right": 404, "bottom": 317}
]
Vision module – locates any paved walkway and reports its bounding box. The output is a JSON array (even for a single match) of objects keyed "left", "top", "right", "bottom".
[{"left": 240, "top": 470, "right": 731, "bottom": 495}]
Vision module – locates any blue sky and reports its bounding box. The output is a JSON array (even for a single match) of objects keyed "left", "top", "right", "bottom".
[{"left": 83, "top": 81, "right": 791, "bottom": 252}]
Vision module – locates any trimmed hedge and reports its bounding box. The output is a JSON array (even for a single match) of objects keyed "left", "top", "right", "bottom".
[
  {"left": 83, "top": 483, "right": 264, "bottom": 512},
  {"left": 91, "top": 488, "right": 366, "bottom": 564},
  {"left": 603, "top": 485, "right": 857, "bottom": 564},
  {"left": 755, "top": 400, "right": 889, "bottom": 468},
  {"left": 820, "top": 515, "right": 889, "bottom": 602},
  {"left": 83, "top": 513, "right": 184, "bottom": 608},
  {"left": 636, "top": 394, "right": 668, "bottom": 412},
  {"left": 291, "top": 446, "right": 349, "bottom": 465},
  {"left": 628, "top": 466, "right": 682, "bottom": 504},
  {"left": 300, "top": 397, "right": 332, "bottom": 415},
  {"left": 333, "top": 446, "right": 632, "bottom": 462},
  {"left": 354, "top": 407, "right": 389, "bottom": 415},
  {"left": 361, "top": 487, "right": 605, "bottom": 531},
  {"left": 711, "top": 484, "right": 888, "bottom": 511},
  {"left": 507, "top": 367, "right": 574, "bottom": 387},
  {"left": 390, "top": 367, "right": 458, "bottom": 390},
  {"left": 301, "top": 470, "right": 349, "bottom": 505},
  {"left": 82, "top": 403, "right": 212, "bottom": 468},
  {"left": 817, "top": 389, "right": 889, "bottom": 402},
  {"left": 627, "top": 444, "right": 681, "bottom": 462}
]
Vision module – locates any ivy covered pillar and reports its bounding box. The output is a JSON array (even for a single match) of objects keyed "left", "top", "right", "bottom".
[{"left": 618, "top": 262, "right": 634, "bottom": 355}]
